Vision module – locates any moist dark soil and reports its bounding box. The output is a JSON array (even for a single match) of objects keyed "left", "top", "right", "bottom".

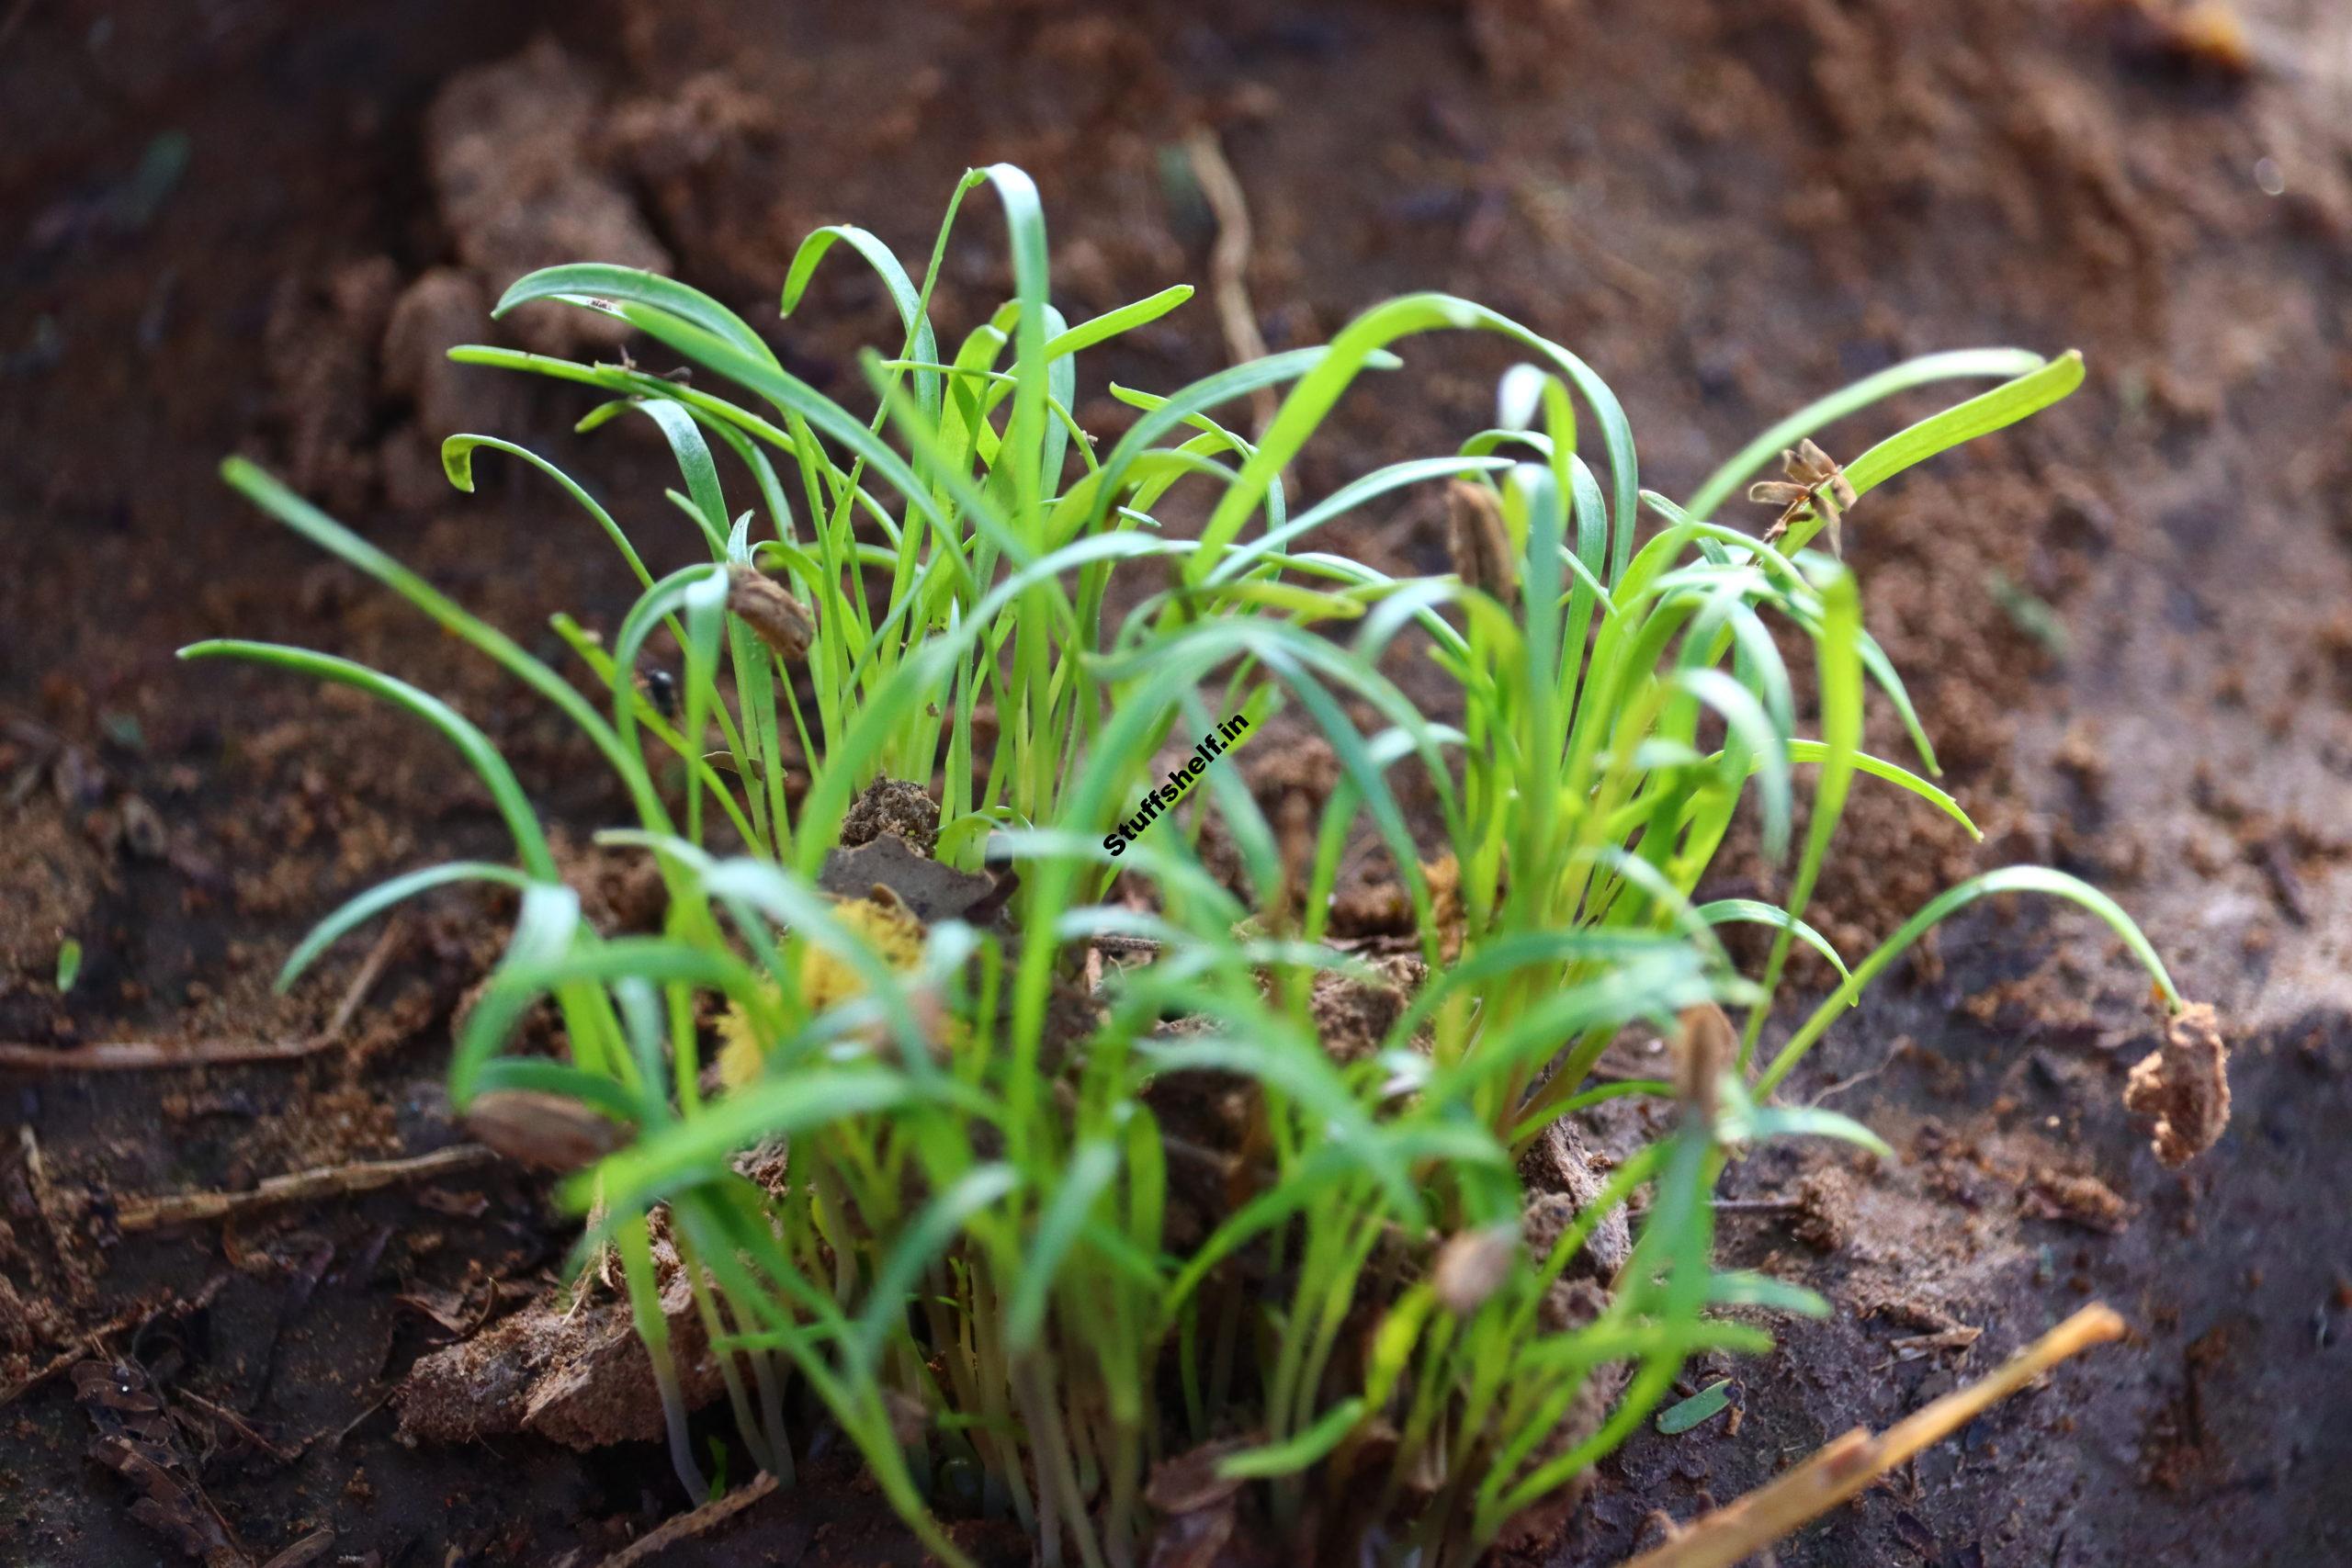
[{"left": 5, "top": 2, "right": 2350, "bottom": 1564}]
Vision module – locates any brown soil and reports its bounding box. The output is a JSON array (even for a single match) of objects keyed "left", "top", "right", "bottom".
[{"left": 5, "top": 2, "right": 2349, "bottom": 1564}]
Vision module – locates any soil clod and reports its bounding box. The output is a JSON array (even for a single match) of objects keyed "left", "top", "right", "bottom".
[
  {"left": 1521, "top": 1118, "right": 1633, "bottom": 1285},
  {"left": 2123, "top": 1002, "right": 2232, "bottom": 1168},
  {"left": 2025, "top": 1168, "right": 2133, "bottom": 1233},
  {"left": 839, "top": 776, "right": 944, "bottom": 858},
  {"left": 1789, "top": 1165, "right": 1858, "bottom": 1254},
  {"left": 1306, "top": 955, "right": 1421, "bottom": 1064},
  {"left": 397, "top": 1265, "right": 725, "bottom": 1451},
  {"left": 423, "top": 35, "right": 671, "bottom": 354}
]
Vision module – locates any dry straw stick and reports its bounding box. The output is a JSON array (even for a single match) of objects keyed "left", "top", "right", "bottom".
[
  {"left": 116, "top": 1144, "right": 494, "bottom": 1233},
  {"left": 1182, "top": 127, "right": 1276, "bottom": 435},
  {"left": 594, "top": 1472, "right": 779, "bottom": 1567},
  {"left": 1619, "top": 1303, "right": 2126, "bottom": 1568}
]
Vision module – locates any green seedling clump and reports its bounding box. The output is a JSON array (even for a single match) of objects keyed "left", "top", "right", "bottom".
[{"left": 187, "top": 165, "right": 2184, "bottom": 1567}]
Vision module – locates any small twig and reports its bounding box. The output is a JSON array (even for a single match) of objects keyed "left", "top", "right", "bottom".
[
  {"left": 321, "top": 917, "right": 405, "bottom": 1043},
  {"left": 1805, "top": 1038, "right": 1905, "bottom": 1107},
  {"left": 18, "top": 1124, "right": 96, "bottom": 1303},
  {"left": 0, "top": 917, "right": 405, "bottom": 1074},
  {"left": 175, "top": 1385, "right": 303, "bottom": 1465},
  {"left": 595, "top": 1471, "right": 780, "bottom": 1567},
  {"left": 1616, "top": 1303, "right": 2127, "bottom": 1568},
  {"left": 0, "top": 1038, "right": 335, "bottom": 1071},
  {"left": 1182, "top": 127, "right": 1276, "bottom": 437},
  {"left": 328, "top": 1390, "right": 394, "bottom": 1450},
  {"left": 257, "top": 1529, "right": 336, "bottom": 1568},
  {"left": 116, "top": 1145, "right": 495, "bottom": 1235},
  {"left": 1, "top": 1342, "right": 101, "bottom": 1412}
]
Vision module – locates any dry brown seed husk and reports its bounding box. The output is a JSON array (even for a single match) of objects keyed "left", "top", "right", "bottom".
[
  {"left": 725, "top": 561, "right": 815, "bottom": 660},
  {"left": 1432, "top": 1224, "right": 1519, "bottom": 1315},
  {"left": 1445, "top": 479, "right": 1518, "bottom": 601},
  {"left": 1674, "top": 1002, "right": 1736, "bottom": 1127},
  {"left": 464, "top": 1089, "right": 629, "bottom": 1171}
]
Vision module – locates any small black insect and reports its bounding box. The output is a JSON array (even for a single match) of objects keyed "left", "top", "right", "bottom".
[{"left": 639, "top": 667, "right": 678, "bottom": 721}]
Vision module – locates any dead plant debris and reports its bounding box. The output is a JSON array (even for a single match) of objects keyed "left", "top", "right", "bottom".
[
  {"left": 115, "top": 1145, "right": 495, "bottom": 1234},
  {"left": 723, "top": 561, "right": 816, "bottom": 662},
  {"left": 1748, "top": 438, "right": 1858, "bottom": 556},
  {"left": 2123, "top": 1002, "right": 2231, "bottom": 1168}
]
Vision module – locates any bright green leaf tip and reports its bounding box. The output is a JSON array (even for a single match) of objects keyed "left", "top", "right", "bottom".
[
  {"left": 1656, "top": 1380, "right": 1732, "bottom": 1435},
  {"left": 439, "top": 435, "right": 480, "bottom": 492}
]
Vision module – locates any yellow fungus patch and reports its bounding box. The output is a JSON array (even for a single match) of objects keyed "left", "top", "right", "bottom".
[{"left": 717, "top": 897, "right": 930, "bottom": 1089}]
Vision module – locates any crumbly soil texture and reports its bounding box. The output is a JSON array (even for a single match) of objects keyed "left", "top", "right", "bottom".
[{"left": 5, "top": 2, "right": 2350, "bottom": 1564}]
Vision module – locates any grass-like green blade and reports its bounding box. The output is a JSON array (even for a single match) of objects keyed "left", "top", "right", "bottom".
[
  {"left": 447, "top": 882, "right": 582, "bottom": 1102},
  {"left": 439, "top": 434, "right": 654, "bottom": 589},
  {"left": 1683, "top": 348, "right": 2049, "bottom": 519},
  {"left": 278, "top": 861, "right": 537, "bottom": 990},
  {"left": 1215, "top": 1396, "right": 1368, "bottom": 1479},
  {"left": 848, "top": 1164, "right": 1020, "bottom": 1377},
  {"left": 1005, "top": 1141, "right": 1121, "bottom": 1354},
  {"left": 1738, "top": 560, "right": 1863, "bottom": 1064},
  {"left": 780, "top": 222, "right": 941, "bottom": 414},
  {"left": 1694, "top": 899, "right": 1854, "bottom": 996},
  {"left": 575, "top": 1068, "right": 915, "bottom": 1217},
  {"left": 494, "top": 263, "right": 778, "bottom": 369},
  {"left": 1845, "top": 351, "right": 2084, "bottom": 499},
  {"left": 1757, "top": 865, "right": 2181, "bottom": 1094},
  {"left": 1654, "top": 1380, "right": 1731, "bottom": 1435}
]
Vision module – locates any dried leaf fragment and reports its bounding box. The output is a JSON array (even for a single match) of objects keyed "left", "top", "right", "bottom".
[
  {"left": 258, "top": 1529, "right": 336, "bottom": 1568},
  {"left": 76, "top": 1359, "right": 243, "bottom": 1566},
  {"left": 725, "top": 561, "right": 815, "bottom": 660},
  {"left": 2123, "top": 1002, "right": 2231, "bottom": 1167},
  {"left": 1749, "top": 438, "right": 1857, "bottom": 556}
]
